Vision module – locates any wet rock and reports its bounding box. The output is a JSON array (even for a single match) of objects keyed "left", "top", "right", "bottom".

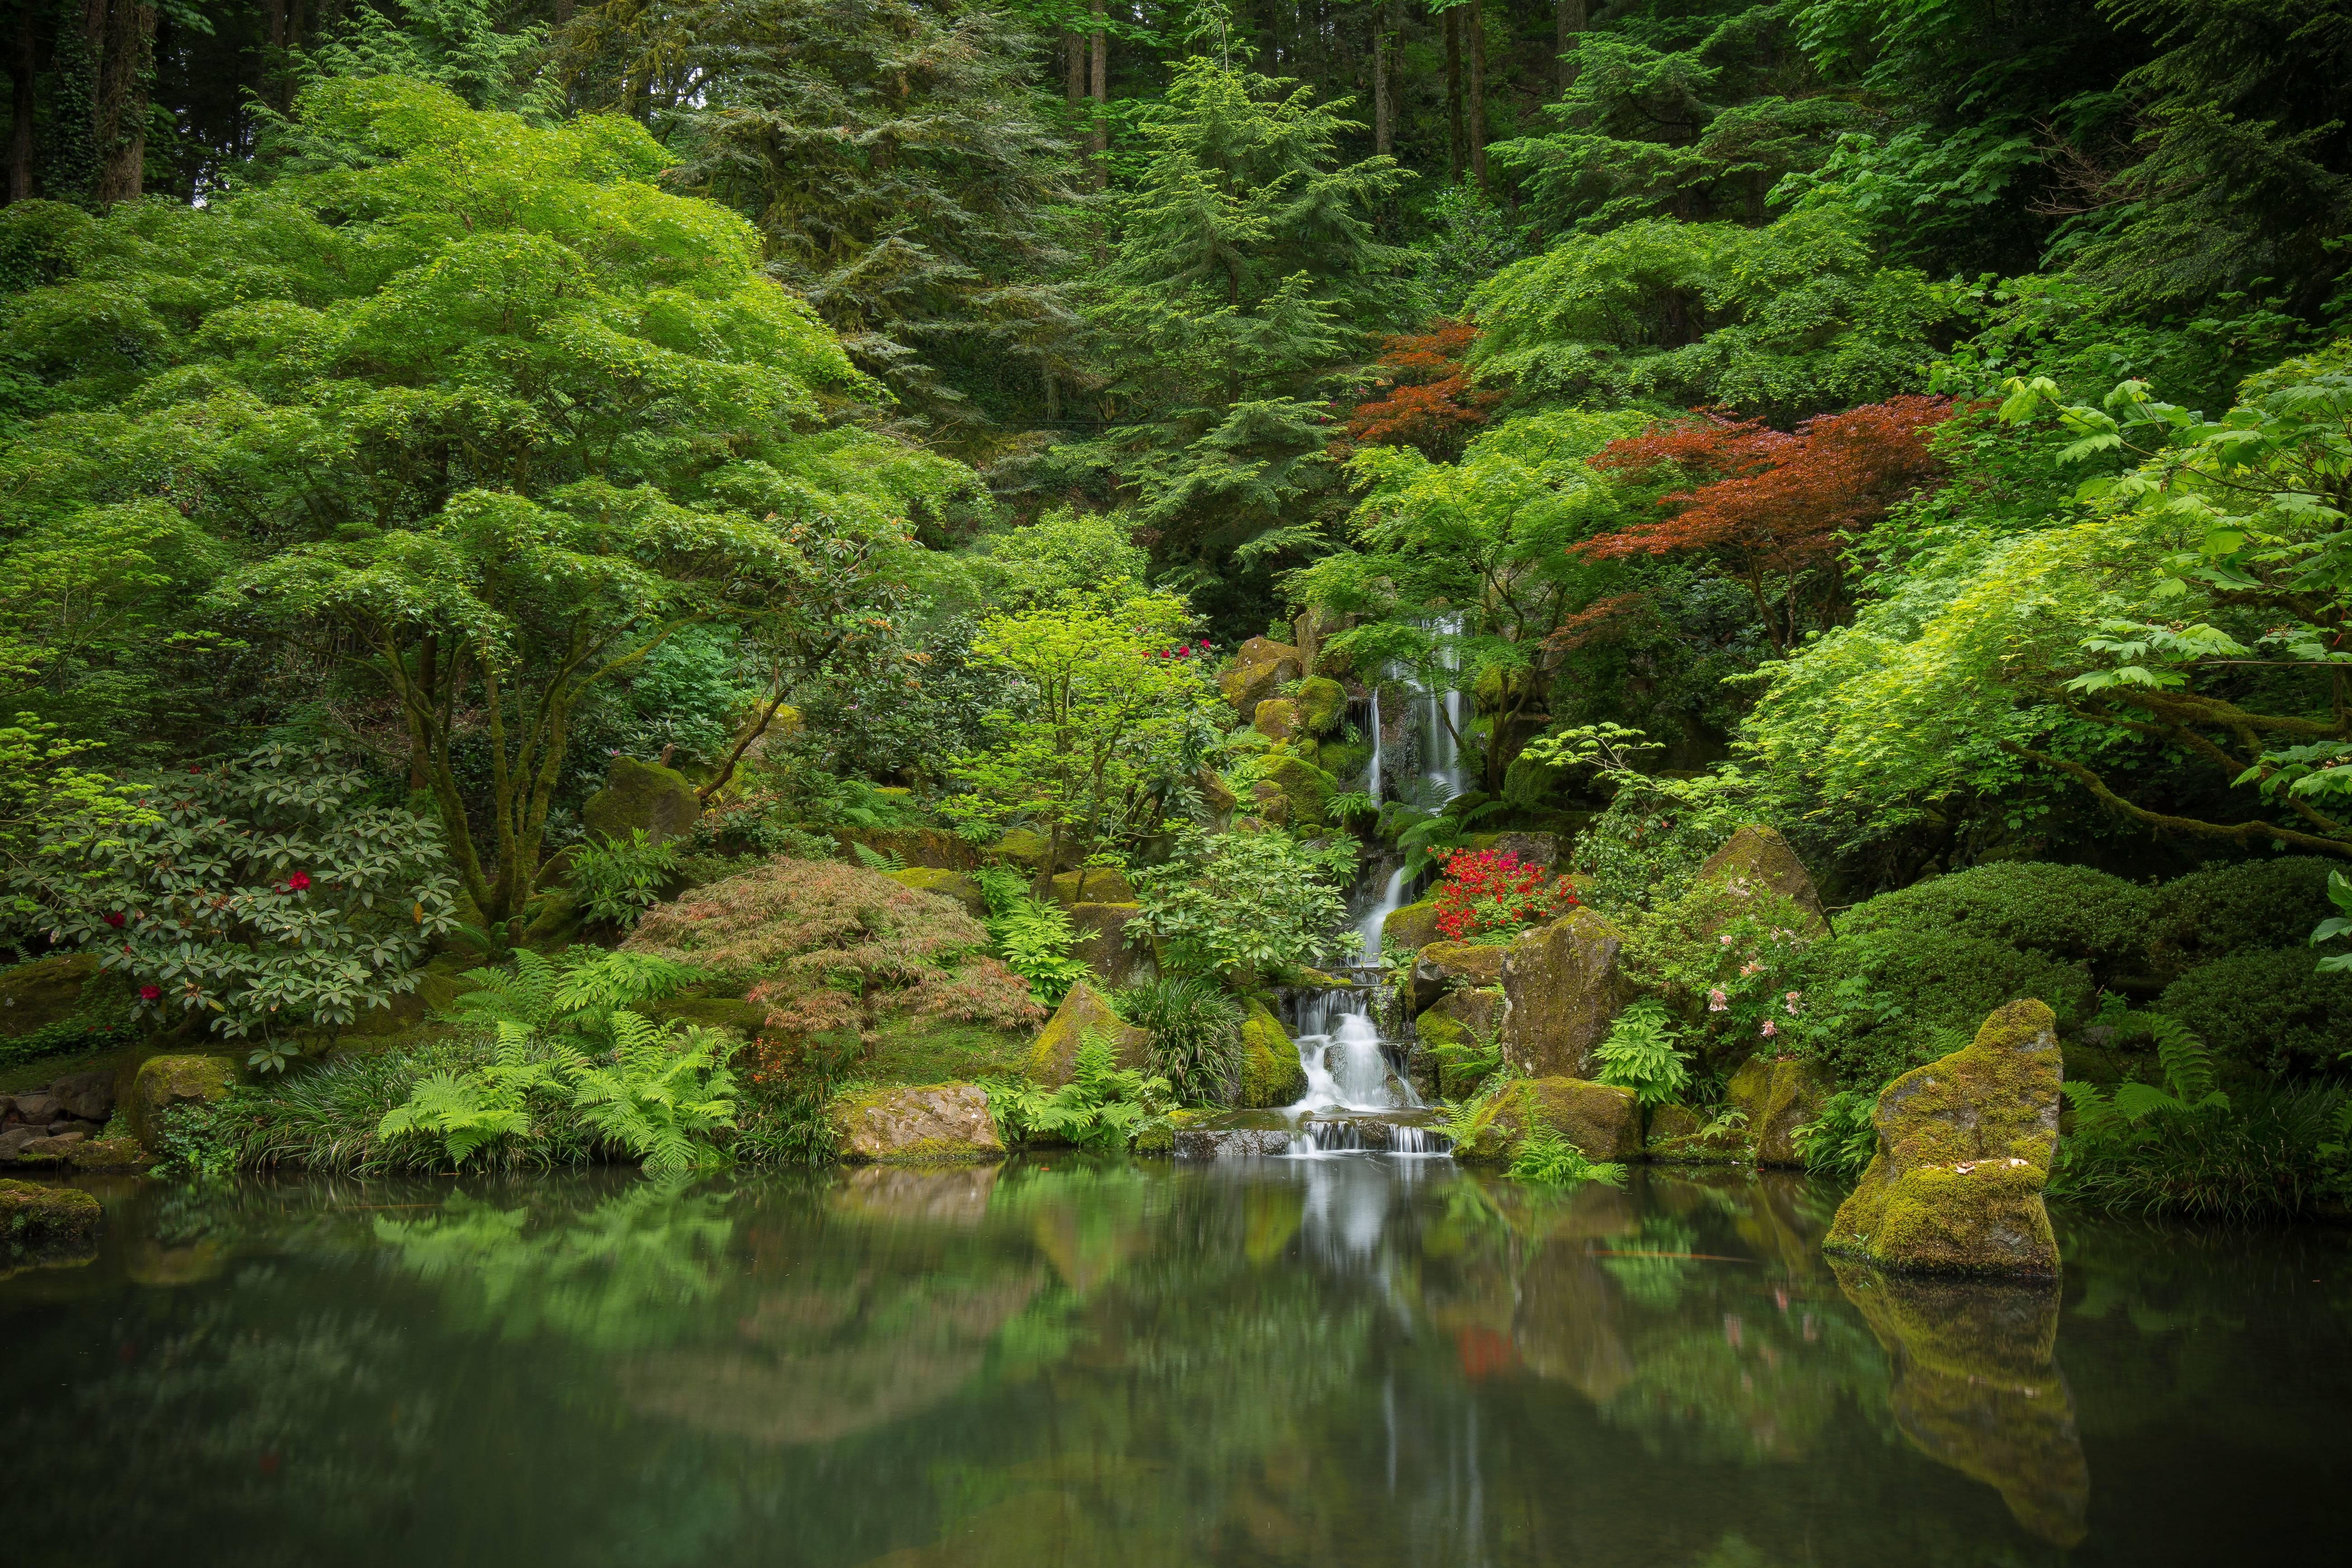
[
  {"left": 10, "top": 1131, "right": 85, "bottom": 1164},
  {"left": 48, "top": 1071, "right": 115, "bottom": 1122},
  {"left": 1022, "top": 982, "right": 1150, "bottom": 1086},
  {"left": 1171, "top": 1112, "right": 1297, "bottom": 1158},
  {"left": 1452, "top": 1077, "right": 1640, "bottom": 1164},
  {"left": 581, "top": 754, "right": 702, "bottom": 846},
  {"left": 0, "top": 1179, "right": 101, "bottom": 1243},
  {"left": 1825, "top": 999, "right": 2063, "bottom": 1277},
  {"left": 122, "top": 1054, "right": 239, "bottom": 1149},
  {"left": 1696, "top": 824, "right": 1827, "bottom": 932},
  {"left": 1069, "top": 904, "right": 1156, "bottom": 989},
  {"left": 1238, "top": 1000, "right": 1305, "bottom": 1108},
  {"left": 0, "top": 1125, "right": 48, "bottom": 1162},
  {"left": 1645, "top": 1103, "right": 1750, "bottom": 1163},
  {"left": 889, "top": 866, "right": 988, "bottom": 918},
  {"left": 1726, "top": 1055, "right": 1835, "bottom": 1167},
  {"left": 829, "top": 1083, "right": 1005, "bottom": 1162},
  {"left": 1831, "top": 1258, "right": 2087, "bottom": 1546},
  {"left": 1411, "top": 941, "right": 1507, "bottom": 1015},
  {"left": 9, "top": 1091, "right": 60, "bottom": 1125},
  {"left": 67, "top": 1136, "right": 153, "bottom": 1172},
  {"left": 1498, "top": 908, "right": 1636, "bottom": 1079}
]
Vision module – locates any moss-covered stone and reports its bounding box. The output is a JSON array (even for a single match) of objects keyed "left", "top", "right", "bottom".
[
  {"left": 1296, "top": 676, "right": 1347, "bottom": 736},
  {"left": 1498, "top": 908, "right": 1635, "bottom": 1079},
  {"left": 1380, "top": 899, "right": 1442, "bottom": 957},
  {"left": 1216, "top": 638, "right": 1302, "bottom": 715},
  {"left": 1645, "top": 1103, "right": 1750, "bottom": 1163},
  {"left": 890, "top": 866, "right": 988, "bottom": 917},
  {"left": 989, "top": 826, "right": 1059, "bottom": 870},
  {"left": 520, "top": 885, "right": 583, "bottom": 952},
  {"left": 1451, "top": 1077, "right": 1641, "bottom": 1164},
  {"left": 1069, "top": 903, "right": 1155, "bottom": 989},
  {"left": 123, "top": 1054, "right": 239, "bottom": 1149},
  {"left": 1825, "top": 999, "right": 2063, "bottom": 1277},
  {"left": 1237, "top": 999, "right": 1305, "bottom": 1108},
  {"left": 1198, "top": 771, "right": 1239, "bottom": 817},
  {"left": 828, "top": 1083, "right": 1005, "bottom": 1162},
  {"left": 644, "top": 995, "right": 772, "bottom": 1035},
  {"left": 0, "top": 953, "right": 104, "bottom": 1038},
  {"left": 1022, "top": 981, "right": 1149, "bottom": 1085},
  {"left": 837, "top": 827, "right": 980, "bottom": 872},
  {"left": 67, "top": 1135, "right": 153, "bottom": 1172},
  {"left": 1133, "top": 1106, "right": 1212, "bottom": 1154},
  {"left": 1259, "top": 753, "right": 1335, "bottom": 828},
  {"left": 1048, "top": 868, "right": 1135, "bottom": 908},
  {"left": 1696, "top": 824, "right": 1827, "bottom": 932},
  {"left": 1410, "top": 941, "right": 1507, "bottom": 1013},
  {"left": 1726, "top": 1055, "right": 1834, "bottom": 1167},
  {"left": 1252, "top": 697, "right": 1303, "bottom": 742},
  {"left": 581, "top": 755, "right": 702, "bottom": 846},
  {"left": 0, "top": 1178, "right": 101, "bottom": 1243}
]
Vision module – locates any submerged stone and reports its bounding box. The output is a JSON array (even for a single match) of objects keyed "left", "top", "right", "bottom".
[
  {"left": 829, "top": 1083, "right": 1005, "bottom": 1162},
  {"left": 1825, "top": 999, "right": 2063, "bottom": 1277},
  {"left": 1498, "top": 908, "right": 1635, "bottom": 1078}
]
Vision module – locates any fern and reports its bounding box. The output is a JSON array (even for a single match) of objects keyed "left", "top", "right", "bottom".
[
  {"left": 1510, "top": 1124, "right": 1628, "bottom": 1186},
  {"left": 2150, "top": 1013, "right": 2223, "bottom": 1107},
  {"left": 848, "top": 841, "right": 908, "bottom": 873},
  {"left": 1435, "top": 1066, "right": 1519, "bottom": 1146},
  {"left": 376, "top": 1020, "right": 586, "bottom": 1169},
  {"left": 570, "top": 1013, "right": 740, "bottom": 1172},
  {"left": 977, "top": 875, "right": 1091, "bottom": 1006},
  {"left": 1793, "top": 1091, "right": 1876, "bottom": 1178},
  {"left": 1592, "top": 1001, "right": 1692, "bottom": 1107},
  {"left": 981, "top": 1030, "right": 1173, "bottom": 1150}
]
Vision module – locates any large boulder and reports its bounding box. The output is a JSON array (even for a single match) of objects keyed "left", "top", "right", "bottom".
[
  {"left": 1498, "top": 908, "right": 1636, "bottom": 1079},
  {"left": 1825, "top": 999, "right": 2064, "bottom": 1277},
  {"left": 1069, "top": 904, "right": 1156, "bottom": 989},
  {"left": 828, "top": 1084, "right": 1006, "bottom": 1162},
  {"left": 1047, "top": 869, "right": 1135, "bottom": 908},
  {"left": 581, "top": 755, "right": 702, "bottom": 847},
  {"left": 1411, "top": 941, "right": 1507, "bottom": 1015},
  {"left": 1726, "top": 1055, "right": 1835, "bottom": 1167},
  {"left": 1451, "top": 1077, "right": 1640, "bottom": 1164},
  {"left": 1379, "top": 899, "right": 1442, "bottom": 958},
  {"left": 0, "top": 1179, "right": 101, "bottom": 1243},
  {"left": 889, "top": 866, "right": 987, "bottom": 918},
  {"left": 1252, "top": 698, "right": 1303, "bottom": 743},
  {"left": 1697, "top": 824, "right": 1827, "bottom": 932},
  {"left": 68, "top": 1136, "right": 153, "bottom": 1172},
  {"left": 1259, "top": 754, "right": 1334, "bottom": 828},
  {"left": 1022, "top": 981, "right": 1150, "bottom": 1086},
  {"left": 1416, "top": 987, "right": 1505, "bottom": 1098},
  {"left": 838, "top": 827, "right": 980, "bottom": 872},
  {"left": 1296, "top": 676, "right": 1347, "bottom": 736},
  {"left": 1238, "top": 999, "right": 1305, "bottom": 1108},
  {"left": 0, "top": 953, "right": 104, "bottom": 1037},
  {"left": 1464, "top": 831, "right": 1561, "bottom": 870},
  {"left": 1217, "top": 638, "right": 1303, "bottom": 715},
  {"left": 120, "top": 1054, "right": 239, "bottom": 1149},
  {"left": 1645, "top": 1103, "right": 1749, "bottom": 1163}
]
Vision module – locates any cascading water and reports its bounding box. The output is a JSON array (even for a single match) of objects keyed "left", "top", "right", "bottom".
[
  {"left": 1351, "top": 617, "right": 1470, "bottom": 962},
  {"left": 1281, "top": 989, "right": 1450, "bottom": 1156}
]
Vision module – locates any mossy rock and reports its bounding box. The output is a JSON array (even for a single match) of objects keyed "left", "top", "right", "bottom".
[
  {"left": 122, "top": 1054, "right": 240, "bottom": 1149},
  {"left": 1726, "top": 1055, "right": 1834, "bottom": 1167},
  {"left": 1237, "top": 999, "right": 1305, "bottom": 1108},
  {"left": 1450, "top": 1077, "right": 1640, "bottom": 1164},
  {"left": 891, "top": 866, "right": 988, "bottom": 918},
  {"left": 1217, "top": 637, "right": 1303, "bottom": 716},
  {"left": 1296, "top": 676, "right": 1347, "bottom": 736},
  {"left": 1410, "top": 941, "right": 1507, "bottom": 1014},
  {"left": 1318, "top": 738, "right": 1371, "bottom": 786},
  {"left": 838, "top": 827, "right": 980, "bottom": 872},
  {"left": 1697, "top": 824, "right": 1827, "bottom": 932},
  {"left": 1463, "top": 831, "right": 1561, "bottom": 870},
  {"left": 1498, "top": 908, "right": 1635, "bottom": 1079},
  {"left": 989, "top": 827, "right": 1060, "bottom": 871},
  {"left": 1252, "top": 698, "right": 1303, "bottom": 742},
  {"left": 1260, "top": 753, "right": 1336, "bottom": 828},
  {"left": 581, "top": 755, "right": 703, "bottom": 847},
  {"left": 328, "top": 951, "right": 483, "bottom": 1040},
  {"left": 67, "top": 1135, "right": 153, "bottom": 1172},
  {"left": 520, "top": 886, "right": 583, "bottom": 952},
  {"left": 1825, "top": 999, "right": 2062, "bottom": 1277},
  {"left": 1197, "top": 771, "right": 1239, "bottom": 817},
  {"left": 1069, "top": 903, "right": 1155, "bottom": 989},
  {"left": 0, "top": 1178, "right": 101, "bottom": 1243},
  {"left": 0, "top": 953, "right": 105, "bottom": 1038},
  {"left": 1134, "top": 1106, "right": 1212, "bottom": 1154},
  {"left": 644, "top": 995, "right": 772, "bottom": 1036},
  {"left": 828, "top": 1083, "right": 1005, "bottom": 1162},
  {"left": 1380, "top": 899, "right": 1441, "bottom": 958},
  {"left": 1646, "top": 1103, "right": 1750, "bottom": 1163},
  {"left": 1048, "top": 868, "right": 1135, "bottom": 908},
  {"left": 1023, "top": 981, "right": 1149, "bottom": 1085}
]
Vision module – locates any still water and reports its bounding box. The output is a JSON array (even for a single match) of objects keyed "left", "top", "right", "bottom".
[{"left": 3, "top": 1157, "right": 2344, "bottom": 1568}]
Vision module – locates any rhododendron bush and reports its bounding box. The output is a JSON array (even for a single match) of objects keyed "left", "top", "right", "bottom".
[
  {"left": 1432, "top": 849, "right": 1578, "bottom": 942},
  {"left": 624, "top": 858, "right": 1041, "bottom": 1047}
]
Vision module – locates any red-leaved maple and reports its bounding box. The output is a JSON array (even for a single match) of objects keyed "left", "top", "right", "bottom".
[
  {"left": 1346, "top": 319, "right": 1505, "bottom": 459},
  {"left": 1578, "top": 396, "right": 1954, "bottom": 650}
]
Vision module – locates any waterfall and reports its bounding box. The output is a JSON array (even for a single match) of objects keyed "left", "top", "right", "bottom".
[
  {"left": 1422, "top": 612, "right": 1468, "bottom": 799},
  {"left": 1356, "top": 864, "right": 1412, "bottom": 961},
  {"left": 1289, "top": 990, "right": 1423, "bottom": 1113},
  {"left": 1366, "top": 684, "right": 1382, "bottom": 806}
]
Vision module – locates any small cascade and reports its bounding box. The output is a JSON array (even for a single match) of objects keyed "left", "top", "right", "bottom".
[
  {"left": 1272, "top": 986, "right": 1451, "bottom": 1158},
  {"left": 1366, "top": 684, "right": 1382, "bottom": 806},
  {"left": 1355, "top": 863, "right": 1412, "bottom": 962}
]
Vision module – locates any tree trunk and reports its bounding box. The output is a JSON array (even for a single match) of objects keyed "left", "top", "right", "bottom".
[
  {"left": 1467, "top": 0, "right": 1487, "bottom": 196},
  {"left": 1444, "top": 6, "right": 1463, "bottom": 187},
  {"left": 7, "top": 0, "right": 33, "bottom": 203},
  {"left": 92, "top": 0, "right": 153, "bottom": 206},
  {"left": 554, "top": 0, "right": 572, "bottom": 24},
  {"left": 1556, "top": 0, "right": 1585, "bottom": 91},
  {"left": 1372, "top": 0, "right": 1391, "bottom": 157},
  {"left": 1089, "top": 0, "right": 1105, "bottom": 191},
  {"left": 1064, "top": 27, "right": 1081, "bottom": 108}
]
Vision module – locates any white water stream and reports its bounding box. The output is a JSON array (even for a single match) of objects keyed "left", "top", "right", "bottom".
[
  {"left": 1352, "top": 615, "right": 1472, "bottom": 961},
  {"left": 1281, "top": 990, "right": 1448, "bottom": 1156}
]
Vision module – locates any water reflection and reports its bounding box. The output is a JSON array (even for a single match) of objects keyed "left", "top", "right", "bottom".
[{"left": 1, "top": 1160, "right": 2345, "bottom": 1567}]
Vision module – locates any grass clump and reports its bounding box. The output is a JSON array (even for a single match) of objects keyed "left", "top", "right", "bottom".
[{"left": 1114, "top": 975, "right": 1242, "bottom": 1104}]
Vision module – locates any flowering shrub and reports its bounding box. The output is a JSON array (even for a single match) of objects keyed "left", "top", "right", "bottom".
[
  {"left": 1432, "top": 849, "right": 1577, "bottom": 942},
  {"left": 7, "top": 744, "right": 460, "bottom": 1068},
  {"left": 1620, "top": 875, "right": 1824, "bottom": 1071}
]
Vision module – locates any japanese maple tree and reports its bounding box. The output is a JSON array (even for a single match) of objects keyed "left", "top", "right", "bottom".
[{"left": 1346, "top": 320, "right": 1505, "bottom": 461}]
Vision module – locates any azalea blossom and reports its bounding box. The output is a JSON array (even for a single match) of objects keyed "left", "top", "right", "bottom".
[
  {"left": 287, "top": 871, "right": 312, "bottom": 892},
  {"left": 1760, "top": 1020, "right": 1777, "bottom": 1037},
  {"left": 139, "top": 985, "right": 162, "bottom": 1001},
  {"left": 1707, "top": 988, "right": 1728, "bottom": 1012}
]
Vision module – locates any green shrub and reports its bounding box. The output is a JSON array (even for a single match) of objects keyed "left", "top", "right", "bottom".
[
  {"left": 1592, "top": 1001, "right": 1692, "bottom": 1107},
  {"left": 1836, "top": 861, "right": 2152, "bottom": 977},
  {"left": 1570, "top": 772, "right": 1754, "bottom": 913},
  {"left": 571, "top": 828, "right": 684, "bottom": 928},
  {"left": 982, "top": 1031, "right": 1174, "bottom": 1149},
  {"left": 1128, "top": 823, "right": 1358, "bottom": 981},
  {"left": 2156, "top": 947, "right": 2352, "bottom": 1074},
  {"left": 1114, "top": 975, "right": 1242, "bottom": 1104},
  {"left": 1620, "top": 878, "right": 1823, "bottom": 1068},
  {"left": 976, "top": 863, "right": 1090, "bottom": 1006},
  {"left": 1796, "top": 930, "right": 2096, "bottom": 1090},
  {"left": 1793, "top": 1090, "right": 1876, "bottom": 1179},
  {"left": 2050, "top": 1082, "right": 2347, "bottom": 1220},
  {"left": 2147, "top": 856, "right": 2341, "bottom": 976},
  {"left": 231, "top": 1039, "right": 548, "bottom": 1174},
  {"left": 1509, "top": 1124, "right": 1627, "bottom": 1186}
]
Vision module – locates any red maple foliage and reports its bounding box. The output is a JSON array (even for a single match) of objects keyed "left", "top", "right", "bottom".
[
  {"left": 1346, "top": 319, "right": 1505, "bottom": 459},
  {"left": 1577, "top": 395, "right": 1955, "bottom": 649}
]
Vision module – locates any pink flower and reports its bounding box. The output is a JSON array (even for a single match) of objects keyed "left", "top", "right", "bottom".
[
  {"left": 1739, "top": 961, "right": 1760, "bottom": 976},
  {"left": 1718, "top": 933, "right": 1733, "bottom": 946},
  {"left": 139, "top": 984, "right": 162, "bottom": 1001},
  {"left": 1760, "top": 1020, "right": 1778, "bottom": 1037},
  {"left": 1707, "top": 988, "right": 1728, "bottom": 1013},
  {"left": 287, "top": 872, "right": 312, "bottom": 892}
]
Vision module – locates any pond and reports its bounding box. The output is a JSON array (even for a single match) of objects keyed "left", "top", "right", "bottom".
[{"left": 3, "top": 1156, "right": 2345, "bottom": 1568}]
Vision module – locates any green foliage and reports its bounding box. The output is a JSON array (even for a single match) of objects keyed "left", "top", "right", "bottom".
[
  {"left": 1130, "top": 823, "right": 1358, "bottom": 982},
  {"left": 1592, "top": 1001, "right": 1694, "bottom": 1108},
  {"left": 377, "top": 1021, "right": 588, "bottom": 1169},
  {"left": 1797, "top": 929, "right": 2094, "bottom": 1091},
  {"left": 569, "top": 1012, "right": 740, "bottom": 1172},
  {"left": 1114, "top": 975, "right": 1243, "bottom": 1105},
  {"left": 1621, "top": 875, "right": 1821, "bottom": 1063},
  {"left": 573, "top": 829, "right": 684, "bottom": 928},
  {"left": 448, "top": 946, "right": 700, "bottom": 1045},
  {"left": 1509, "top": 1125, "right": 1629, "bottom": 1188},
  {"left": 6, "top": 743, "right": 459, "bottom": 1068},
  {"left": 2145, "top": 857, "right": 2343, "bottom": 975},
  {"left": 976, "top": 866, "right": 1091, "bottom": 1008},
  {"left": 982, "top": 1031, "right": 1174, "bottom": 1151},
  {"left": 847, "top": 841, "right": 907, "bottom": 873},
  {"left": 2053, "top": 1081, "right": 2348, "bottom": 1220},
  {"left": 1423, "top": 1028, "right": 1504, "bottom": 1101},
  {"left": 2155, "top": 948, "right": 2352, "bottom": 1076},
  {"left": 2317, "top": 870, "right": 2352, "bottom": 977},
  {"left": 1552, "top": 761, "right": 1756, "bottom": 913},
  {"left": 731, "top": 1034, "right": 859, "bottom": 1166},
  {"left": 1836, "top": 861, "right": 2153, "bottom": 977},
  {"left": 1794, "top": 1090, "right": 1877, "bottom": 1179},
  {"left": 0, "top": 1008, "right": 138, "bottom": 1073}
]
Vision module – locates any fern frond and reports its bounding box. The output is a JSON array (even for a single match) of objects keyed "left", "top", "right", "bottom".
[{"left": 2149, "top": 1013, "right": 2219, "bottom": 1105}]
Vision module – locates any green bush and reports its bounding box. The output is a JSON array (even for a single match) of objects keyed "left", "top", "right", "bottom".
[
  {"left": 1591, "top": 1001, "right": 1692, "bottom": 1108},
  {"left": 571, "top": 828, "right": 684, "bottom": 928},
  {"left": 1797, "top": 930, "right": 2096, "bottom": 1090},
  {"left": 1569, "top": 771, "right": 1754, "bottom": 913},
  {"left": 2050, "top": 1082, "right": 2348, "bottom": 1220},
  {"left": 982, "top": 1031, "right": 1174, "bottom": 1150},
  {"left": 2156, "top": 947, "right": 2352, "bottom": 1074},
  {"left": 1835, "top": 860, "right": 2152, "bottom": 977},
  {"left": 2147, "top": 857, "right": 2341, "bottom": 976},
  {"left": 1114, "top": 975, "right": 1242, "bottom": 1105}
]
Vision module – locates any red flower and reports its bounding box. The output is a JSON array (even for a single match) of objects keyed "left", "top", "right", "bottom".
[
  {"left": 104, "top": 912, "right": 125, "bottom": 928},
  {"left": 139, "top": 985, "right": 163, "bottom": 1001},
  {"left": 286, "top": 871, "right": 312, "bottom": 892}
]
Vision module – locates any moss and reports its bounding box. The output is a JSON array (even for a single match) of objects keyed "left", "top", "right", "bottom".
[
  {"left": 891, "top": 866, "right": 989, "bottom": 917},
  {"left": 1237, "top": 1000, "right": 1305, "bottom": 1107},
  {"left": 989, "top": 827, "right": 1056, "bottom": 870},
  {"left": 1645, "top": 1104, "right": 1749, "bottom": 1163},
  {"left": 1259, "top": 753, "right": 1335, "bottom": 828},
  {"left": 1296, "top": 676, "right": 1346, "bottom": 736},
  {"left": 1380, "top": 899, "right": 1441, "bottom": 957},
  {"left": 1133, "top": 1107, "right": 1210, "bottom": 1155},
  {"left": 0, "top": 954, "right": 105, "bottom": 1037},
  {"left": 123, "top": 1053, "right": 239, "bottom": 1149},
  {"left": 0, "top": 1178, "right": 101, "bottom": 1243},
  {"left": 1048, "top": 868, "right": 1135, "bottom": 907},
  {"left": 1252, "top": 697, "right": 1303, "bottom": 742},
  {"left": 836, "top": 827, "right": 980, "bottom": 871},
  {"left": 520, "top": 886, "right": 583, "bottom": 952},
  {"left": 866, "top": 1014, "right": 1032, "bottom": 1086},
  {"left": 827, "top": 1082, "right": 1005, "bottom": 1162},
  {"left": 67, "top": 1135, "right": 153, "bottom": 1172},
  {"left": 581, "top": 755, "right": 703, "bottom": 846},
  {"left": 1023, "top": 982, "right": 1148, "bottom": 1085},
  {"left": 1725, "top": 1056, "right": 1833, "bottom": 1166},
  {"left": 1451, "top": 1077, "right": 1640, "bottom": 1164},
  {"left": 644, "top": 995, "right": 772, "bottom": 1035},
  {"left": 1825, "top": 999, "right": 2063, "bottom": 1277}
]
